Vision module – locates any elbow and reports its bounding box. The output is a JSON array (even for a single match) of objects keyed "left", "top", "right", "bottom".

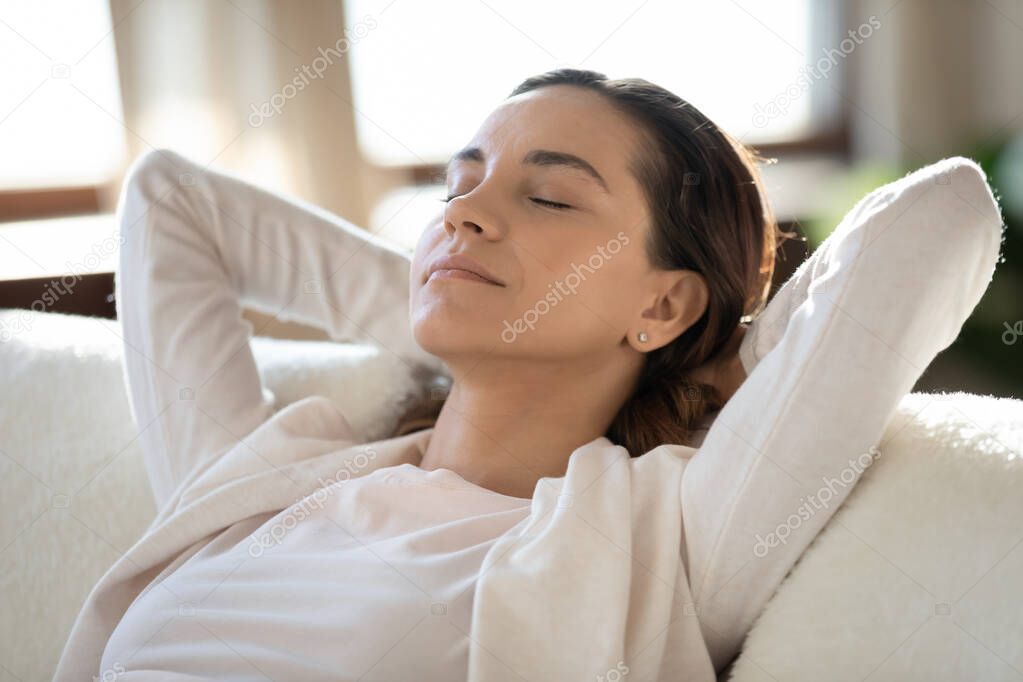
[
  {"left": 931, "top": 157, "right": 1005, "bottom": 279},
  {"left": 912, "top": 157, "right": 1006, "bottom": 354},
  {"left": 120, "top": 148, "right": 194, "bottom": 213},
  {"left": 892, "top": 156, "right": 1006, "bottom": 311},
  {"left": 117, "top": 149, "right": 205, "bottom": 245}
]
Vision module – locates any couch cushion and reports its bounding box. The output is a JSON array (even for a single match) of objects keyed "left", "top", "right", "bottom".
[{"left": 727, "top": 391, "right": 1023, "bottom": 681}]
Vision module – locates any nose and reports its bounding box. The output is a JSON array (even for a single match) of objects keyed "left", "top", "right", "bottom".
[{"left": 443, "top": 189, "right": 504, "bottom": 241}]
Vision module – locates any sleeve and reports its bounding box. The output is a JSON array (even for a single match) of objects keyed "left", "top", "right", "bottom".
[
  {"left": 115, "top": 148, "right": 443, "bottom": 510},
  {"left": 677, "top": 156, "right": 1005, "bottom": 669}
]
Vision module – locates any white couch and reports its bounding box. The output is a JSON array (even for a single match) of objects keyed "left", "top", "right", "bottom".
[{"left": 1, "top": 308, "right": 1021, "bottom": 682}]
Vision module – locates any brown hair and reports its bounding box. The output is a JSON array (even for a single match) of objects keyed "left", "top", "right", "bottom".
[{"left": 392, "top": 68, "right": 796, "bottom": 454}]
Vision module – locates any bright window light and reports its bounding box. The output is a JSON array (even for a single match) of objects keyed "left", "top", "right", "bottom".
[
  {"left": 0, "top": 0, "right": 127, "bottom": 189},
  {"left": 344, "top": 0, "right": 816, "bottom": 167}
]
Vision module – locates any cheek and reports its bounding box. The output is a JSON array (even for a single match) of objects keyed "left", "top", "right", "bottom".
[
  {"left": 410, "top": 223, "right": 444, "bottom": 279},
  {"left": 507, "top": 252, "right": 635, "bottom": 347},
  {"left": 527, "top": 234, "right": 639, "bottom": 313},
  {"left": 413, "top": 221, "right": 444, "bottom": 263}
]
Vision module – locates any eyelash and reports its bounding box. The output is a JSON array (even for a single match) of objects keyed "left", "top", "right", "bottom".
[{"left": 440, "top": 195, "right": 572, "bottom": 210}]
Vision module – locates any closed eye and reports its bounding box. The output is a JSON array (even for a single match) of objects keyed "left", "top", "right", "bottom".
[
  {"left": 530, "top": 197, "right": 572, "bottom": 210},
  {"left": 440, "top": 195, "right": 572, "bottom": 210}
]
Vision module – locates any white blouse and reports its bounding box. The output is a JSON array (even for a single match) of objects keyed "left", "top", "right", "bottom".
[{"left": 100, "top": 462, "right": 531, "bottom": 680}]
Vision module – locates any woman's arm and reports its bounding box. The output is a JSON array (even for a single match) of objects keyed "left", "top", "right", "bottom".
[
  {"left": 116, "top": 148, "right": 440, "bottom": 509},
  {"left": 677, "top": 157, "right": 1004, "bottom": 669}
]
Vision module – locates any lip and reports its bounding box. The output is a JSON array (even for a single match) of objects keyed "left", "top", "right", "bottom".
[{"left": 426, "top": 252, "right": 505, "bottom": 287}]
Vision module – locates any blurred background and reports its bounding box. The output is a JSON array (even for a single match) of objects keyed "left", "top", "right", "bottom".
[{"left": 0, "top": 0, "right": 1020, "bottom": 397}]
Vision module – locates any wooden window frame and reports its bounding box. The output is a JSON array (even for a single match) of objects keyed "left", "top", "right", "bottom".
[{"left": 0, "top": 184, "right": 112, "bottom": 222}]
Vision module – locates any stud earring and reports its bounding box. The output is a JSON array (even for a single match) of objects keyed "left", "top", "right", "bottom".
[{"left": 637, "top": 331, "right": 649, "bottom": 343}]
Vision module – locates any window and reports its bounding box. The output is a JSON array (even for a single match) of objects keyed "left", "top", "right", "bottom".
[
  {"left": 344, "top": 0, "right": 844, "bottom": 167},
  {"left": 0, "top": 0, "right": 126, "bottom": 191}
]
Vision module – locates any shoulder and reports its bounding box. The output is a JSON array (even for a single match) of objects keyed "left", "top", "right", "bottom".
[{"left": 167, "top": 396, "right": 358, "bottom": 510}]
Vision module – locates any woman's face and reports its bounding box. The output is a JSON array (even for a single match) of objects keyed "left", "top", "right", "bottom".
[{"left": 409, "top": 85, "right": 665, "bottom": 367}]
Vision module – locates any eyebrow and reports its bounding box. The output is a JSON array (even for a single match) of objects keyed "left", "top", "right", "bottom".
[{"left": 445, "top": 146, "right": 610, "bottom": 194}]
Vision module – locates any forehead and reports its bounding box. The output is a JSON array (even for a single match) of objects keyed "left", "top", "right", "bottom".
[{"left": 462, "top": 86, "right": 644, "bottom": 184}]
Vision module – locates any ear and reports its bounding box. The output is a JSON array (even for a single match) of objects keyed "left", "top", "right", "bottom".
[{"left": 626, "top": 270, "right": 708, "bottom": 351}]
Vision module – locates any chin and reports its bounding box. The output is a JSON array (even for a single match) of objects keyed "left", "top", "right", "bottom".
[{"left": 410, "top": 310, "right": 501, "bottom": 359}]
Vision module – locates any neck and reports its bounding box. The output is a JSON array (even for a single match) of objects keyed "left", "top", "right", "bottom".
[{"left": 417, "top": 352, "right": 639, "bottom": 499}]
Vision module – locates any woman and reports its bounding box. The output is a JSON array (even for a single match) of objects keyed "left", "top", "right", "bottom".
[{"left": 55, "top": 68, "right": 1003, "bottom": 681}]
